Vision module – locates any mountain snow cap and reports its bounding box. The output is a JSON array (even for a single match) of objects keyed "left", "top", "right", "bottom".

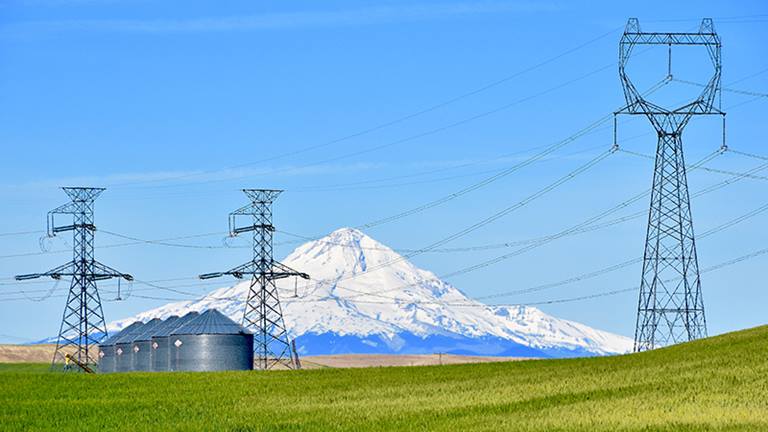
[{"left": 107, "top": 227, "right": 634, "bottom": 356}]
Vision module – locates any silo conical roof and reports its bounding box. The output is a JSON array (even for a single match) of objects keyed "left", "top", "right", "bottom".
[
  {"left": 113, "top": 321, "right": 147, "bottom": 344},
  {"left": 154, "top": 312, "right": 200, "bottom": 337},
  {"left": 133, "top": 318, "right": 164, "bottom": 342},
  {"left": 148, "top": 315, "right": 180, "bottom": 338},
  {"left": 171, "top": 309, "right": 251, "bottom": 336},
  {"left": 101, "top": 321, "right": 143, "bottom": 346}
]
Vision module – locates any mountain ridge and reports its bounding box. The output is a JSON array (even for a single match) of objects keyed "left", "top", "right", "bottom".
[{"left": 108, "top": 227, "right": 632, "bottom": 358}]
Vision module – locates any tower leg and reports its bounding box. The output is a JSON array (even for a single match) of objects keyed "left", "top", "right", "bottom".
[
  {"left": 634, "top": 132, "right": 707, "bottom": 351},
  {"left": 244, "top": 273, "right": 296, "bottom": 370},
  {"left": 52, "top": 278, "right": 107, "bottom": 370}
]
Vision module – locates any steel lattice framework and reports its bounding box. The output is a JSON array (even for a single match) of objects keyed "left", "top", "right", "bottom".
[
  {"left": 16, "top": 187, "right": 133, "bottom": 371},
  {"left": 615, "top": 19, "right": 724, "bottom": 351},
  {"left": 200, "top": 189, "right": 309, "bottom": 370}
]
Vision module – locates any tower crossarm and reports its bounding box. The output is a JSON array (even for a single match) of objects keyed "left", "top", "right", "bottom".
[
  {"left": 621, "top": 31, "right": 719, "bottom": 46},
  {"left": 48, "top": 201, "right": 79, "bottom": 216},
  {"left": 199, "top": 260, "right": 309, "bottom": 281},
  {"left": 229, "top": 202, "right": 275, "bottom": 236},
  {"left": 15, "top": 260, "right": 132, "bottom": 282},
  {"left": 673, "top": 98, "right": 724, "bottom": 116},
  {"left": 47, "top": 202, "right": 81, "bottom": 237},
  {"left": 15, "top": 261, "right": 76, "bottom": 281},
  {"left": 91, "top": 261, "right": 134, "bottom": 281},
  {"left": 199, "top": 260, "right": 258, "bottom": 280},
  {"left": 615, "top": 99, "right": 668, "bottom": 116},
  {"left": 618, "top": 18, "right": 722, "bottom": 128},
  {"left": 272, "top": 261, "right": 310, "bottom": 280}
]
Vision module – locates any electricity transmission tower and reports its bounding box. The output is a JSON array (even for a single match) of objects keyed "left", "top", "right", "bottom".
[
  {"left": 200, "top": 189, "right": 309, "bottom": 370},
  {"left": 615, "top": 19, "right": 724, "bottom": 351},
  {"left": 15, "top": 187, "right": 133, "bottom": 371}
]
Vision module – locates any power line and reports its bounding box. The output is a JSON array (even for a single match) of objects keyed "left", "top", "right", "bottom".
[
  {"left": 519, "top": 245, "right": 768, "bottom": 307},
  {"left": 331, "top": 150, "right": 768, "bottom": 303},
  {"left": 116, "top": 60, "right": 624, "bottom": 195},
  {"left": 470, "top": 198, "right": 768, "bottom": 301},
  {"left": 109, "top": 27, "right": 623, "bottom": 189},
  {"left": 339, "top": 148, "right": 616, "bottom": 284},
  {"left": 284, "top": 244, "right": 768, "bottom": 309},
  {"left": 3, "top": 147, "right": 765, "bottom": 298},
  {"left": 332, "top": 148, "right": 724, "bottom": 301},
  {"left": 13, "top": 163, "right": 763, "bottom": 302},
  {"left": 0, "top": 230, "right": 44, "bottom": 237},
  {"left": 5, "top": 233, "right": 768, "bottom": 310},
  {"left": 5, "top": 146, "right": 766, "bottom": 294},
  {"left": 12, "top": 137, "right": 740, "bottom": 263},
  {"left": 3, "top": 81, "right": 764, "bottom": 301},
  {"left": 644, "top": 14, "right": 768, "bottom": 23},
  {"left": 343, "top": 69, "right": 766, "bottom": 238},
  {"left": 729, "top": 148, "right": 768, "bottom": 162},
  {"left": 355, "top": 78, "right": 670, "bottom": 230},
  {"left": 673, "top": 78, "right": 768, "bottom": 98},
  {"left": 0, "top": 230, "right": 238, "bottom": 261},
  {"left": 0, "top": 83, "right": 668, "bottom": 263},
  {"left": 726, "top": 67, "right": 768, "bottom": 86},
  {"left": 16, "top": 279, "right": 63, "bottom": 302},
  {"left": 619, "top": 148, "right": 768, "bottom": 181},
  {"left": 360, "top": 244, "right": 768, "bottom": 308},
  {"left": 98, "top": 229, "right": 239, "bottom": 250}
]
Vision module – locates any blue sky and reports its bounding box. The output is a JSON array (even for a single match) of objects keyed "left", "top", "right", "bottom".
[{"left": 0, "top": 0, "right": 766, "bottom": 343}]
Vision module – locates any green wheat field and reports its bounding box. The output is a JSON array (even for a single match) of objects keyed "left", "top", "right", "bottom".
[{"left": 1, "top": 325, "right": 767, "bottom": 431}]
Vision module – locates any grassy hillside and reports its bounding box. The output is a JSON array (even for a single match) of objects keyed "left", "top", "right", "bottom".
[{"left": 1, "top": 325, "right": 767, "bottom": 431}]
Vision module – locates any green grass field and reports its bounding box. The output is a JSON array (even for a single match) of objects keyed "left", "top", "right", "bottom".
[{"left": 1, "top": 326, "right": 767, "bottom": 431}]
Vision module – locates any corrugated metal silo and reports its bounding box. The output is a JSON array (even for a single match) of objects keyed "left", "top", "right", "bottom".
[
  {"left": 150, "top": 312, "right": 199, "bottom": 372},
  {"left": 148, "top": 315, "right": 180, "bottom": 372},
  {"left": 114, "top": 321, "right": 146, "bottom": 373},
  {"left": 170, "top": 309, "right": 253, "bottom": 372},
  {"left": 97, "top": 321, "right": 142, "bottom": 374},
  {"left": 147, "top": 315, "right": 179, "bottom": 372},
  {"left": 130, "top": 318, "right": 163, "bottom": 372}
]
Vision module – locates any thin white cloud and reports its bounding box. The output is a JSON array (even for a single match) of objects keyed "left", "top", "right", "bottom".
[
  {"left": 0, "top": 145, "right": 606, "bottom": 194},
  {"left": 4, "top": 1, "right": 565, "bottom": 35},
  {"left": 0, "top": 160, "right": 390, "bottom": 192}
]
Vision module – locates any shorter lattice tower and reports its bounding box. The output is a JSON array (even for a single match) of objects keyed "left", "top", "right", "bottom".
[
  {"left": 200, "top": 189, "right": 309, "bottom": 370},
  {"left": 16, "top": 187, "right": 133, "bottom": 371}
]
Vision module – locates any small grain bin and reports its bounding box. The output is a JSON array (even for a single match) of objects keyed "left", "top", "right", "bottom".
[
  {"left": 150, "top": 312, "right": 199, "bottom": 372},
  {"left": 169, "top": 309, "right": 253, "bottom": 372},
  {"left": 98, "top": 321, "right": 143, "bottom": 374},
  {"left": 130, "top": 318, "right": 163, "bottom": 372},
  {"left": 113, "top": 320, "right": 146, "bottom": 373}
]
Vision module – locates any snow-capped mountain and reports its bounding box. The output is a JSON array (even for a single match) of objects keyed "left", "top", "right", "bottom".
[{"left": 109, "top": 228, "right": 632, "bottom": 358}]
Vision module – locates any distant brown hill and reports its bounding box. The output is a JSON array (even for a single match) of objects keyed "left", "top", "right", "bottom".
[{"left": 0, "top": 344, "right": 525, "bottom": 369}]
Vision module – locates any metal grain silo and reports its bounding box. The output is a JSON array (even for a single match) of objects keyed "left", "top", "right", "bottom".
[
  {"left": 147, "top": 315, "right": 179, "bottom": 372},
  {"left": 170, "top": 309, "right": 253, "bottom": 372},
  {"left": 114, "top": 320, "right": 146, "bottom": 373},
  {"left": 98, "top": 321, "right": 143, "bottom": 374},
  {"left": 150, "top": 312, "right": 199, "bottom": 372},
  {"left": 130, "top": 318, "right": 163, "bottom": 372}
]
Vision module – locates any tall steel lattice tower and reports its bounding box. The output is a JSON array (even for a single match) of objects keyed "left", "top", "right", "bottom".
[
  {"left": 616, "top": 19, "right": 724, "bottom": 351},
  {"left": 16, "top": 187, "right": 133, "bottom": 371},
  {"left": 200, "top": 189, "right": 309, "bottom": 370}
]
